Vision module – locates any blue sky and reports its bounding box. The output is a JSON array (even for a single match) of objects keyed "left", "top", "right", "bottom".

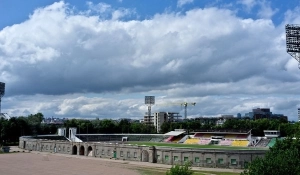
[
  {"left": 1, "top": 0, "right": 300, "bottom": 121},
  {"left": 1, "top": 0, "right": 299, "bottom": 29}
]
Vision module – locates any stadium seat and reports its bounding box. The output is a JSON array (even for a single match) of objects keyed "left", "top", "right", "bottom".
[
  {"left": 184, "top": 138, "right": 199, "bottom": 144},
  {"left": 219, "top": 140, "right": 232, "bottom": 146},
  {"left": 232, "top": 140, "right": 249, "bottom": 147}
]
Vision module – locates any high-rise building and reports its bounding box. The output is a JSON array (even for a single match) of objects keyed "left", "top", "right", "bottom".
[
  {"left": 245, "top": 108, "right": 288, "bottom": 121},
  {"left": 152, "top": 112, "right": 182, "bottom": 133}
]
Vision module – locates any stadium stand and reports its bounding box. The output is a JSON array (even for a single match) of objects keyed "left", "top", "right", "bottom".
[
  {"left": 232, "top": 140, "right": 249, "bottom": 147},
  {"left": 31, "top": 135, "right": 68, "bottom": 141},
  {"left": 202, "top": 134, "right": 212, "bottom": 138},
  {"left": 127, "top": 135, "right": 140, "bottom": 141},
  {"left": 172, "top": 136, "right": 183, "bottom": 143},
  {"left": 255, "top": 138, "right": 270, "bottom": 147},
  {"left": 184, "top": 138, "right": 199, "bottom": 144},
  {"left": 267, "top": 138, "right": 277, "bottom": 147},
  {"left": 139, "top": 136, "right": 152, "bottom": 141},
  {"left": 0, "top": 113, "right": 11, "bottom": 120},
  {"left": 198, "top": 139, "right": 211, "bottom": 145},
  {"left": 177, "top": 135, "right": 189, "bottom": 143},
  {"left": 164, "top": 130, "right": 186, "bottom": 143},
  {"left": 236, "top": 135, "right": 248, "bottom": 139},
  {"left": 149, "top": 137, "right": 163, "bottom": 142},
  {"left": 219, "top": 140, "right": 233, "bottom": 146},
  {"left": 193, "top": 133, "right": 204, "bottom": 138},
  {"left": 165, "top": 136, "right": 175, "bottom": 142},
  {"left": 225, "top": 134, "right": 236, "bottom": 139},
  {"left": 75, "top": 134, "right": 167, "bottom": 142}
]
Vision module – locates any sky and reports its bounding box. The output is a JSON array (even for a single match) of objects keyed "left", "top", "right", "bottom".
[{"left": 1, "top": 0, "right": 300, "bottom": 121}]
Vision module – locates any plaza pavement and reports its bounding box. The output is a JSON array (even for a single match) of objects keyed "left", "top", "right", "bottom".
[{"left": 0, "top": 146, "right": 242, "bottom": 175}]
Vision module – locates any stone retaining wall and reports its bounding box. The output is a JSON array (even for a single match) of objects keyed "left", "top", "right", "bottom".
[{"left": 19, "top": 137, "right": 266, "bottom": 169}]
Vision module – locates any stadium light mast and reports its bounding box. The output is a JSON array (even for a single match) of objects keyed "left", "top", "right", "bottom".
[
  {"left": 0, "top": 82, "right": 5, "bottom": 114},
  {"left": 285, "top": 24, "right": 300, "bottom": 69},
  {"left": 145, "top": 96, "right": 155, "bottom": 117}
]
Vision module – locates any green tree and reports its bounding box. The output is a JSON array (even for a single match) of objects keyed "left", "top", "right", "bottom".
[
  {"left": 130, "top": 122, "right": 142, "bottom": 133},
  {"left": 166, "top": 162, "right": 193, "bottom": 175},
  {"left": 27, "top": 113, "right": 44, "bottom": 135},
  {"left": 241, "top": 138, "right": 300, "bottom": 175},
  {"left": 118, "top": 119, "right": 130, "bottom": 133}
]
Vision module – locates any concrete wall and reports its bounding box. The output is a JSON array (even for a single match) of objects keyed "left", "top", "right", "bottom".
[
  {"left": 154, "top": 147, "right": 265, "bottom": 169},
  {"left": 19, "top": 137, "right": 266, "bottom": 169}
]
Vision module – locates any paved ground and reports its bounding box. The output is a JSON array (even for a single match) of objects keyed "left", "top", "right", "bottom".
[
  {"left": 0, "top": 152, "right": 139, "bottom": 175},
  {"left": 0, "top": 146, "right": 242, "bottom": 175}
]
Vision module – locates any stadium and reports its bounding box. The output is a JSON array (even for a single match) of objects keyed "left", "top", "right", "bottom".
[{"left": 19, "top": 127, "right": 275, "bottom": 169}]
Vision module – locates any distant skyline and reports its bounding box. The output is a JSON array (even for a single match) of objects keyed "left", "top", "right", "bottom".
[{"left": 1, "top": 0, "right": 300, "bottom": 121}]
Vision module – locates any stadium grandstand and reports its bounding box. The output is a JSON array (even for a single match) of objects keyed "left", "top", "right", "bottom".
[
  {"left": 32, "top": 127, "right": 283, "bottom": 149},
  {"left": 0, "top": 113, "right": 10, "bottom": 120},
  {"left": 163, "top": 129, "right": 186, "bottom": 143},
  {"left": 252, "top": 130, "right": 282, "bottom": 148},
  {"left": 184, "top": 130, "right": 252, "bottom": 147}
]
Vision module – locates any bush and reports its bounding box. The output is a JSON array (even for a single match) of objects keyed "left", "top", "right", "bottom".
[
  {"left": 166, "top": 162, "right": 193, "bottom": 175},
  {"left": 241, "top": 138, "right": 300, "bottom": 175}
]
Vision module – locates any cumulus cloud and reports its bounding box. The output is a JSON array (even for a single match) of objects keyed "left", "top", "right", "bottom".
[
  {"left": 1, "top": 1, "right": 300, "bottom": 121},
  {"left": 257, "top": 1, "right": 278, "bottom": 19},
  {"left": 238, "top": 0, "right": 278, "bottom": 19},
  {"left": 177, "top": 0, "right": 194, "bottom": 8},
  {"left": 238, "top": 0, "right": 257, "bottom": 12},
  {"left": 86, "top": 1, "right": 135, "bottom": 20}
]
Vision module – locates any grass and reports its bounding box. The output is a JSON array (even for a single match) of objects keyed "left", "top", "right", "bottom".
[
  {"left": 127, "top": 141, "right": 266, "bottom": 150},
  {"left": 136, "top": 166, "right": 240, "bottom": 175}
]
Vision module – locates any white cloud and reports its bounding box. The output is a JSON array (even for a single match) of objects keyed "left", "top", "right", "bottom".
[
  {"left": 1, "top": 1, "right": 300, "bottom": 121},
  {"left": 257, "top": 1, "right": 278, "bottom": 19},
  {"left": 87, "top": 2, "right": 111, "bottom": 13},
  {"left": 238, "top": 0, "right": 278, "bottom": 19},
  {"left": 86, "top": 1, "right": 135, "bottom": 20},
  {"left": 238, "top": 0, "right": 257, "bottom": 12},
  {"left": 177, "top": 0, "right": 194, "bottom": 8}
]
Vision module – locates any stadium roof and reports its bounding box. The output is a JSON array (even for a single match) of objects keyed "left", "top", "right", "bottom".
[
  {"left": 0, "top": 113, "right": 10, "bottom": 120},
  {"left": 164, "top": 131, "right": 186, "bottom": 136},
  {"left": 192, "top": 130, "right": 251, "bottom": 135}
]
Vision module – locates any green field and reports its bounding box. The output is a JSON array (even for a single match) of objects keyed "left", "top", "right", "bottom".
[{"left": 127, "top": 141, "right": 267, "bottom": 150}]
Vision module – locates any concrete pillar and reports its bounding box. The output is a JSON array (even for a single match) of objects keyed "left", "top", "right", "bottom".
[
  {"left": 148, "top": 146, "right": 156, "bottom": 163},
  {"left": 93, "top": 144, "right": 96, "bottom": 157}
]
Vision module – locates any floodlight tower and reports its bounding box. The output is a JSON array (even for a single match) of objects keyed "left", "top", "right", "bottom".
[
  {"left": 285, "top": 24, "right": 300, "bottom": 69},
  {"left": 145, "top": 96, "right": 155, "bottom": 117},
  {"left": 0, "top": 82, "right": 5, "bottom": 114}
]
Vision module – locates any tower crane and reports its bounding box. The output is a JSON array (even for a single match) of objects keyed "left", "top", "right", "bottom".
[
  {"left": 156, "top": 101, "right": 196, "bottom": 119},
  {"left": 181, "top": 102, "right": 196, "bottom": 119}
]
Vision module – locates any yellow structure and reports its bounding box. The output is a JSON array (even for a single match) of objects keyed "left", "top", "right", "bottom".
[
  {"left": 184, "top": 138, "right": 199, "bottom": 144},
  {"left": 232, "top": 140, "right": 249, "bottom": 147}
]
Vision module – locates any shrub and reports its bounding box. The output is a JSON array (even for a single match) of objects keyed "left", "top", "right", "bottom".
[{"left": 166, "top": 162, "right": 193, "bottom": 175}]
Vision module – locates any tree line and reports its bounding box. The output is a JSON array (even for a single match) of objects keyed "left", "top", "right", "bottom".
[
  {"left": 1, "top": 113, "right": 300, "bottom": 145},
  {"left": 0, "top": 113, "right": 157, "bottom": 145},
  {"left": 161, "top": 118, "right": 299, "bottom": 137}
]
